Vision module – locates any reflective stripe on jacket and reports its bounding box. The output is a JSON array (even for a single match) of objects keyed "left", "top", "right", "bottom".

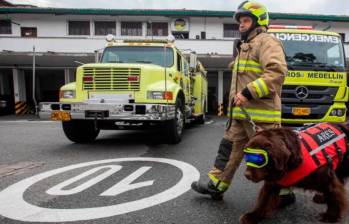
[
  {"left": 277, "top": 123, "right": 347, "bottom": 187},
  {"left": 229, "top": 26, "right": 287, "bottom": 123}
]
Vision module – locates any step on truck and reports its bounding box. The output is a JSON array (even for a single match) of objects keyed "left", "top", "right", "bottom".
[
  {"left": 39, "top": 35, "right": 208, "bottom": 144},
  {"left": 268, "top": 25, "right": 348, "bottom": 124}
]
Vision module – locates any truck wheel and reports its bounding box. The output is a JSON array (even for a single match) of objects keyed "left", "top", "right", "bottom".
[
  {"left": 166, "top": 98, "right": 184, "bottom": 144},
  {"left": 62, "top": 120, "right": 100, "bottom": 143},
  {"left": 197, "top": 114, "right": 206, "bottom": 125}
]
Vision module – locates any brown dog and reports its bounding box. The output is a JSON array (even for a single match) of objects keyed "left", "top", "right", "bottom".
[{"left": 240, "top": 122, "right": 349, "bottom": 224}]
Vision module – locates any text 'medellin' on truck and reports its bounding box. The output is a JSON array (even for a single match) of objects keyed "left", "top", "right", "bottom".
[
  {"left": 39, "top": 35, "right": 208, "bottom": 144},
  {"left": 268, "top": 25, "right": 348, "bottom": 124}
]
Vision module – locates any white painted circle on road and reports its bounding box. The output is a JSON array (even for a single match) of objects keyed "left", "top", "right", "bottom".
[{"left": 0, "top": 157, "right": 200, "bottom": 222}]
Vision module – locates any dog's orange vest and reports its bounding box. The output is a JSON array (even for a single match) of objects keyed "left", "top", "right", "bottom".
[{"left": 277, "top": 123, "right": 347, "bottom": 187}]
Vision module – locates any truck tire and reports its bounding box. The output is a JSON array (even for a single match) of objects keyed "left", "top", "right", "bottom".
[
  {"left": 197, "top": 114, "right": 205, "bottom": 125},
  {"left": 62, "top": 120, "right": 100, "bottom": 143},
  {"left": 166, "top": 98, "right": 184, "bottom": 144}
]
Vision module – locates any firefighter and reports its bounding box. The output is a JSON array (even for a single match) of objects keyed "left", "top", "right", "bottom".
[{"left": 191, "top": 1, "right": 296, "bottom": 206}]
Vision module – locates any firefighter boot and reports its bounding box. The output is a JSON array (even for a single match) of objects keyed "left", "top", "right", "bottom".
[
  {"left": 191, "top": 181, "right": 223, "bottom": 200},
  {"left": 191, "top": 178, "right": 229, "bottom": 200}
]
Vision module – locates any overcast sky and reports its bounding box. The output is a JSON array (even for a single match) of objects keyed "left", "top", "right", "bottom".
[{"left": 7, "top": 0, "right": 349, "bottom": 15}]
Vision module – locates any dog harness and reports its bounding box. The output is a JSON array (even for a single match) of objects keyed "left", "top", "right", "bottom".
[{"left": 277, "top": 123, "right": 347, "bottom": 187}]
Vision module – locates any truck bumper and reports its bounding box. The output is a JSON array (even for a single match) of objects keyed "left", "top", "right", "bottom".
[
  {"left": 282, "top": 102, "right": 347, "bottom": 124},
  {"left": 39, "top": 102, "right": 176, "bottom": 121}
]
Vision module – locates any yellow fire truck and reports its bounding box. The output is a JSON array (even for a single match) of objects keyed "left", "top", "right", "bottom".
[
  {"left": 269, "top": 25, "right": 348, "bottom": 124},
  {"left": 39, "top": 36, "right": 208, "bottom": 144}
]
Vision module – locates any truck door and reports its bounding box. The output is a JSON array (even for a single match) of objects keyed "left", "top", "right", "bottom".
[{"left": 176, "top": 52, "right": 187, "bottom": 103}]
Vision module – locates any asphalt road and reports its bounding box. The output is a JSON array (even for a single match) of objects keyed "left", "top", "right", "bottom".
[{"left": 0, "top": 116, "right": 348, "bottom": 224}]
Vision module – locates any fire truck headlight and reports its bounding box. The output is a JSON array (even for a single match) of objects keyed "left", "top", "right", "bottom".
[
  {"left": 147, "top": 91, "right": 173, "bottom": 100},
  {"left": 61, "top": 90, "right": 76, "bottom": 99},
  {"left": 336, "top": 109, "right": 344, "bottom": 117},
  {"left": 147, "top": 91, "right": 164, "bottom": 99},
  {"left": 330, "top": 109, "right": 345, "bottom": 117}
]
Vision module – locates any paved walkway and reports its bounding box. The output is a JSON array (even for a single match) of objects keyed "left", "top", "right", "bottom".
[{"left": 0, "top": 114, "right": 40, "bottom": 121}]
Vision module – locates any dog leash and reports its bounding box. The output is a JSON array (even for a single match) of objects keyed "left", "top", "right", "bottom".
[
  {"left": 226, "top": 100, "right": 260, "bottom": 133},
  {"left": 239, "top": 106, "right": 259, "bottom": 133}
]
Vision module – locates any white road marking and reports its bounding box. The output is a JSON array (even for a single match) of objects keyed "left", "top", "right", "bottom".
[
  {"left": 46, "top": 165, "right": 122, "bottom": 196},
  {"left": 0, "top": 120, "right": 54, "bottom": 124},
  {"left": 0, "top": 157, "right": 199, "bottom": 222},
  {"left": 100, "top": 166, "right": 154, "bottom": 196}
]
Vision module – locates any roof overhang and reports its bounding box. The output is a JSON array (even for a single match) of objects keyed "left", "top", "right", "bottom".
[{"left": 1, "top": 8, "right": 349, "bottom": 22}]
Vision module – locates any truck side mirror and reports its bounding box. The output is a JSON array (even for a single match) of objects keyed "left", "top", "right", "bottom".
[
  {"left": 189, "top": 53, "right": 197, "bottom": 72},
  {"left": 94, "top": 50, "right": 99, "bottom": 63}
]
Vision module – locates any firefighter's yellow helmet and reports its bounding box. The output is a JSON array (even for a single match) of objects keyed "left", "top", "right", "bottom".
[{"left": 234, "top": 1, "right": 269, "bottom": 27}]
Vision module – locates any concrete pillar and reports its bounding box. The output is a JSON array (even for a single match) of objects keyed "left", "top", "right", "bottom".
[
  {"left": 116, "top": 21, "right": 121, "bottom": 37},
  {"left": 12, "top": 68, "right": 26, "bottom": 102},
  {"left": 142, "top": 22, "right": 147, "bottom": 37},
  {"left": 217, "top": 70, "right": 224, "bottom": 116},
  {"left": 218, "top": 70, "right": 224, "bottom": 104}
]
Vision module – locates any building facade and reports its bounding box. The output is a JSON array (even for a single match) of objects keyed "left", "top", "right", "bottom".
[{"left": 0, "top": 5, "right": 349, "bottom": 114}]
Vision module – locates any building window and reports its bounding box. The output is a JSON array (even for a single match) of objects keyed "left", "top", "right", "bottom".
[
  {"left": 147, "top": 22, "right": 168, "bottom": 36},
  {"left": 121, "top": 22, "right": 142, "bottom": 36},
  {"left": 68, "top": 21, "right": 90, "bottom": 35},
  {"left": 94, "top": 21, "right": 116, "bottom": 36},
  {"left": 223, "top": 24, "right": 240, "bottom": 38},
  {"left": 0, "top": 20, "right": 11, "bottom": 34},
  {"left": 21, "top": 27, "right": 37, "bottom": 37}
]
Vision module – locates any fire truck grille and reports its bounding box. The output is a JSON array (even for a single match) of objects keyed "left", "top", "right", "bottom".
[
  {"left": 281, "top": 85, "right": 338, "bottom": 120},
  {"left": 281, "top": 85, "right": 337, "bottom": 104},
  {"left": 82, "top": 67, "right": 140, "bottom": 91}
]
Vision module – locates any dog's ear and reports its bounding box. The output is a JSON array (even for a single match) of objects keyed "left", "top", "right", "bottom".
[
  {"left": 281, "top": 129, "right": 303, "bottom": 169},
  {"left": 266, "top": 140, "right": 291, "bottom": 180}
]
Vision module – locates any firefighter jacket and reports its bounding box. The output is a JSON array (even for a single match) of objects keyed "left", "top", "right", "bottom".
[
  {"left": 277, "top": 123, "right": 347, "bottom": 187},
  {"left": 229, "top": 26, "right": 287, "bottom": 123}
]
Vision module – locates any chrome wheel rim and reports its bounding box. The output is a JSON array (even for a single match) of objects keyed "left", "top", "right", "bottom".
[{"left": 176, "top": 109, "right": 184, "bottom": 135}]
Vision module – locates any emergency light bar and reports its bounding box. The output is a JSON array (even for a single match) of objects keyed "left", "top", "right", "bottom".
[
  {"left": 269, "top": 25, "right": 313, "bottom": 30},
  {"left": 106, "top": 34, "right": 175, "bottom": 44},
  {"left": 124, "top": 39, "right": 168, "bottom": 44}
]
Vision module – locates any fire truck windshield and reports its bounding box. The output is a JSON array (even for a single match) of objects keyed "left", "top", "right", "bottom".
[
  {"left": 273, "top": 32, "right": 345, "bottom": 72},
  {"left": 101, "top": 46, "right": 174, "bottom": 67}
]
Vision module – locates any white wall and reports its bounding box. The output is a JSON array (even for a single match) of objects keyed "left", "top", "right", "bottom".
[
  {"left": 0, "top": 13, "right": 348, "bottom": 57},
  {"left": 4, "top": 14, "right": 172, "bottom": 38},
  {"left": 3, "top": 14, "right": 349, "bottom": 40},
  {"left": 0, "top": 37, "right": 234, "bottom": 55}
]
